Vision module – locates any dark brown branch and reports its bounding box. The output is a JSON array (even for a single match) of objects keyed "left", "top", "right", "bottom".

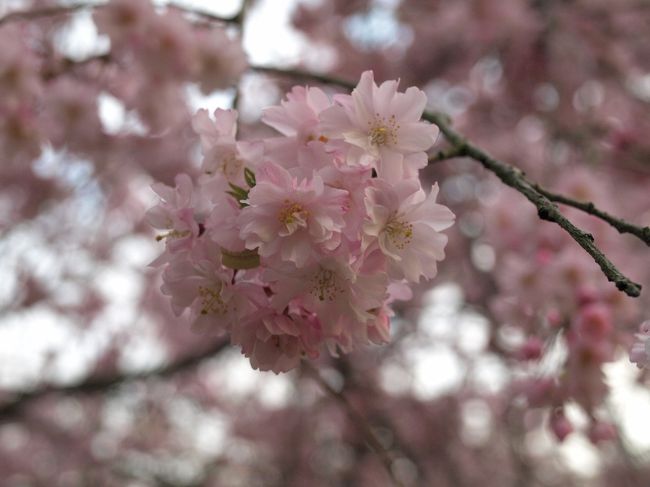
[
  {"left": 253, "top": 65, "right": 356, "bottom": 91},
  {"left": 249, "top": 65, "right": 643, "bottom": 297},
  {"left": 0, "top": 4, "right": 89, "bottom": 26},
  {"left": 428, "top": 145, "right": 466, "bottom": 164},
  {"left": 0, "top": 338, "right": 229, "bottom": 419},
  {"left": 232, "top": 0, "right": 254, "bottom": 111},
  {"left": 424, "top": 110, "right": 642, "bottom": 297},
  {"left": 532, "top": 183, "right": 650, "bottom": 246},
  {"left": 0, "top": 2, "right": 239, "bottom": 28}
]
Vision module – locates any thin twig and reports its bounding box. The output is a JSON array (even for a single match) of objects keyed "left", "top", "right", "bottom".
[
  {"left": 253, "top": 65, "right": 356, "bottom": 91},
  {"left": 428, "top": 145, "right": 466, "bottom": 164},
  {"left": 303, "top": 363, "right": 404, "bottom": 487},
  {"left": 0, "top": 338, "right": 229, "bottom": 419},
  {"left": 250, "top": 65, "right": 643, "bottom": 297},
  {"left": 232, "top": 0, "right": 253, "bottom": 112},
  {"left": 0, "top": 2, "right": 239, "bottom": 27},
  {"left": 532, "top": 183, "right": 650, "bottom": 246},
  {"left": 0, "top": 4, "right": 90, "bottom": 26},
  {"left": 424, "top": 110, "right": 642, "bottom": 297}
]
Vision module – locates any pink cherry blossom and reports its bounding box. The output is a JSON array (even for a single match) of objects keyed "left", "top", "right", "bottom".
[
  {"left": 363, "top": 179, "right": 455, "bottom": 282},
  {"left": 160, "top": 241, "right": 261, "bottom": 334},
  {"left": 146, "top": 173, "right": 203, "bottom": 255},
  {"left": 239, "top": 161, "right": 348, "bottom": 267},
  {"left": 231, "top": 308, "right": 322, "bottom": 373},
  {"left": 320, "top": 70, "right": 438, "bottom": 180},
  {"left": 192, "top": 108, "right": 263, "bottom": 193},
  {"left": 264, "top": 257, "right": 387, "bottom": 339},
  {"left": 262, "top": 85, "right": 332, "bottom": 141},
  {"left": 194, "top": 29, "right": 247, "bottom": 94}
]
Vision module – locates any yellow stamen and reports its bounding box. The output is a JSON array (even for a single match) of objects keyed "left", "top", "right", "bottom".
[
  {"left": 385, "top": 216, "right": 413, "bottom": 250},
  {"left": 198, "top": 285, "right": 228, "bottom": 315},
  {"left": 309, "top": 267, "right": 344, "bottom": 302},
  {"left": 367, "top": 113, "right": 399, "bottom": 147},
  {"left": 278, "top": 201, "right": 309, "bottom": 226}
]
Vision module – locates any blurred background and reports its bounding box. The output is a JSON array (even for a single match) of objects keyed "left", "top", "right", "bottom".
[{"left": 1, "top": 0, "right": 650, "bottom": 485}]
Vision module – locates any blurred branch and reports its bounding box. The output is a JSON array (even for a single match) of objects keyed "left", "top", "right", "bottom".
[
  {"left": 232, "top": 0, "right": 253, "bottom": 27},
  {"left": 253, "top": 65, "right": 356, "bottom": 90},
  {"left": 0, "top": 338, "right": 229, "bottom": 420},
  {"left": 251, "top": 64, "right": 643, "bottom": 298},
  {"left": 0, "top": 2, "right": 241, "bottom": 27},
  {"left": 303, "top": 363, "right": 405, "bottom": 487},
  {"left": 0, "top": 3, "right": 91, "bottom": 26},
  {"left": 232, "top": 0, "right": 254, "bottom": 111}
]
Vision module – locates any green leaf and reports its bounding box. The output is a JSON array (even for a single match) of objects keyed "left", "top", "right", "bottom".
[{"left": 244, "top": 167, "right": 256, "bottom": 188}]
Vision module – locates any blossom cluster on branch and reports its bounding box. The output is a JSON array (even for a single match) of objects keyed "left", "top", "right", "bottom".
[
  {"left": 3, "top": 0, "right": 650, "bottom": 483},
  {"left": 148, "top": 72, "right": 455, "bottom": 373}
]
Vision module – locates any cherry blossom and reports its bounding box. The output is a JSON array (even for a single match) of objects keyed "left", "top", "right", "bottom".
[
  {"left": 320, "top": 70, "right": 438, "bottom": 180},
  {"left": 363, "top": 179, "right": 455, "bottom": 282},
  {"left": 239, "top": 161, "right": 349, "bottom": 267}
]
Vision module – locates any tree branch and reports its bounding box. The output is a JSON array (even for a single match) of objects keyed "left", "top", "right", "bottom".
[
  {"left": 424, "top": 111, "right": 641, "bottom": 297},
  {"left": 252, "top": 64, "right": 643, "bottom": 297},
  {"left": 253, "top": 65, "right": 356, "bottom": 91},
  {"left": 428, "top": 145, "right": 467, "bottom": 164},
  {"left": 531, "top": 183, "right": 650, "bottom": 246},
  {"left": 303, "top": 363, "right": 404, "bottom": 487},
  {"left": 0, "top": 2, "right": 240, "bottom": 28},
  {"left": 0, "top": 4, "right": 89, "bottom": 26},
  {"left": 0, "top": 338, "right": 229, "bottom": 419}
]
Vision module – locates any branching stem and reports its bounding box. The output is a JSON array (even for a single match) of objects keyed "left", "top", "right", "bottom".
[
  {"left": 303, "top": 363, "right": 404, "bottom": 487},
  {"left": 0, "top": 339, "right": 229, "bottom": 420},
  {"left": 0, "top": 2, "right": 239, "bottom": 27}
]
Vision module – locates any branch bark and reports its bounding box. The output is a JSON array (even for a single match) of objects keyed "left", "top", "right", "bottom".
[
  {"left": 303, "top": 363, "right": 405, "bottom": 487},
  {"left": 531, "top": 183, "right": 650, "bottom": 246},
  {"left": 0, "top": 2, "right": 239, "bottom": 27},
  {"left": 0, "top": 338, "right": 229, "bottom": 419}
]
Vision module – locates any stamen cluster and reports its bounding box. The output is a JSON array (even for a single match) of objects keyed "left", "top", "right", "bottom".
[{"left": 148, "top": 72, "right": 455, "bottom": 373}]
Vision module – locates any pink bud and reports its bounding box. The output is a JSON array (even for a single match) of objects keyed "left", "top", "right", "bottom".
[
  {"left": 576, "top": 303, "right": 612, "bottom": 342},
  {"left": 587, "top": 421, "right": 616, "bottom": 444},
  {"left": 550, "top": 410, "right": 573, "bottom": 442},
  {"left": 525, "top": 378, "right": 555, "bottom": 407},
  {"left": 518, "top": 337, "right": 544, "bottom": 361},
  {"left": 546, "top": 308, "right": 562, "bottom": 327},
  {"left": 535, "top": 247, "right": 553, "bottom": 266},
  {"left": 640, "top": 320, "right": 650, "bottom": 335},
  {"left": 576, "top": 286, "right": 598, "bottom": 306}
]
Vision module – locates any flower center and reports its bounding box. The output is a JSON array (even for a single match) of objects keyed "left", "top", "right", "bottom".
[
  {"left": 278, "top": 200, "right": 309, "bottom": 233},
  {"left": 309, "top": 267, "right": 344, "bottom": 302},
  {"left": 368, "top": 114, "right": 398, "bottom": 147},
  {"left": 306, "top": 134, "right": 329, "bottom": 144},
  {"left": 385, "top": 216, "right": 413, "bottom": 250},
  {"left": 198, "top": 285, "right": 228, "bottom": 315}
]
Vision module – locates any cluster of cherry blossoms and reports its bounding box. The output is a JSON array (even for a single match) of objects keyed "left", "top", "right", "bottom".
[
  {"left": 483, "top": 181, "right": 644, "bottom": 444},
  {"left": 148, "top": 72, "right": 454, "bottom": 373}
]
